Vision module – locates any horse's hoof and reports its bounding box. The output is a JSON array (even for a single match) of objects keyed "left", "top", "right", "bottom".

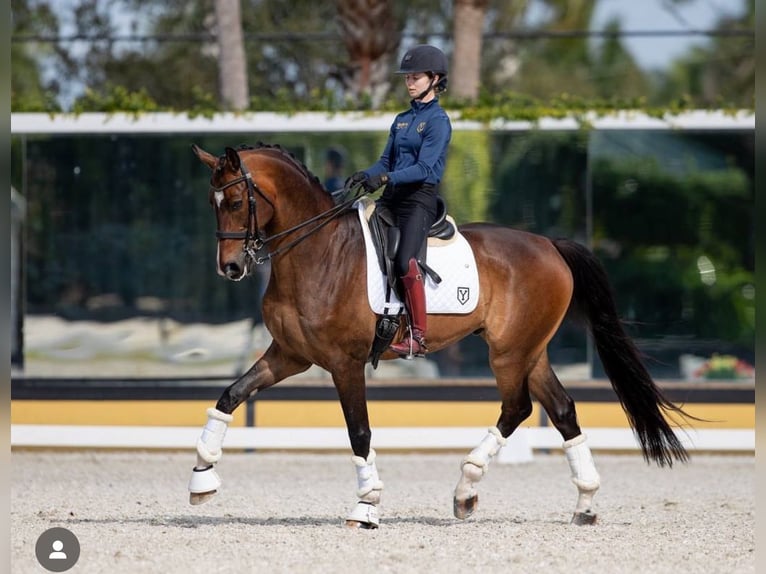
[
  {"left": 345, "top": 519, "right": 379, "bottom": 530},
  {"left": 453, "top": 495, "right": 478, "bottom": 519},
  {"left": 189, "top": 490, "right": 217, "bottom": 505},
  {"left": 571, "top": 510, "right": 597, "bottom": 525},
  {"left": 345, "top": 501, "right": 380, "bottom": 528},
  {"left": 188, "top": 464, "right": 221, "bottom": 497}
]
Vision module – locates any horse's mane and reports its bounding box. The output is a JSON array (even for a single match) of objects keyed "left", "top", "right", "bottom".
[{"left": 236, "top": 142, "right": 326, "bottom": 192}]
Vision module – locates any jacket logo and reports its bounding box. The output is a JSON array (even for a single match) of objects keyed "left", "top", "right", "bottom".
[
  {"left": 396, "top": 122, "right": 409, "bottom": 129},
  {"left": 416, "top": 121, "right": 426, "bottom": 133}
]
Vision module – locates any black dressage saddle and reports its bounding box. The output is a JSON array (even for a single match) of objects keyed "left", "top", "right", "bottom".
[
  {"left": 364, "top": 196, "right": 455, "bottom": 367},
  {"left": 367, "top": 195, "right": 455, "bottom": 291}
]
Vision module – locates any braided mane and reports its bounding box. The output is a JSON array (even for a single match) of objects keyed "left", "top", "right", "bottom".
[{"left": 236, "top": 142, "right": 325, "bottom": 191}]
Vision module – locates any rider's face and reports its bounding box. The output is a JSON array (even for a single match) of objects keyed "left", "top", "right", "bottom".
[{"left": 404, "top": 73, "right": 435, "bottom": 99}]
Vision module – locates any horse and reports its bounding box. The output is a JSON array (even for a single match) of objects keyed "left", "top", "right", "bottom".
[{"left": 186, "top": 142, "right": 692, "bottom": 528}]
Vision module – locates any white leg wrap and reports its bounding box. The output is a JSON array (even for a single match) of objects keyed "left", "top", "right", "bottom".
[
  {"left": 563, "top": 434, "right": 600, "bottom": 490},
  {"left": 563, "top": 433, "right": 601, "bottom": 514},
  {"left": 455, "top": 427, "right": 507, "bottom": 501},
  {"left": 196, "top": 408, "right": 233, "bottom": 464},
  {"left": 351, "top": 448, "right": 384, "bottom": 504}
]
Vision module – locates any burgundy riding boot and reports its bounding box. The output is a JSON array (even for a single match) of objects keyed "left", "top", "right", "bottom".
[{"left": 390, "top": 258, "right": 427, "bottom": 357}]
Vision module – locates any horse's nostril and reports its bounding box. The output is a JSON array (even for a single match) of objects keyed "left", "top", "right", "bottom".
[{"left": 224, "top": 263, "right": 241, "bottom": 277}]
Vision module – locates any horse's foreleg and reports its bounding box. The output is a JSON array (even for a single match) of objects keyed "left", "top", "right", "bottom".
[
  {"left": 333, "top": 364, "right": 382, "bottom": 529},
  {"left": 188, "top": 407, "right": 234, "bottom": 505},
  {"left": 346, "top": 447, "right": 384, "bottom": 528},
  {"left": 188, "top": 342, "right": 311, "bottom": 505},
  {"left": 529, "top": 357, "right": 600, "bottom": 525}
]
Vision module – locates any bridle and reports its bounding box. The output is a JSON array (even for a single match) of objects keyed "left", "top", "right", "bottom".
[{"left": 209, "top": 152, "right": 366, "bottom": 267}]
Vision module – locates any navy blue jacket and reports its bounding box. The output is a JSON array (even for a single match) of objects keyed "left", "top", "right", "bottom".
[{"left": 364, "top": 98, "right": 452, "bottom": 186}]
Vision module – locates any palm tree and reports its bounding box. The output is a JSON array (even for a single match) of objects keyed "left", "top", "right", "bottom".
[
  {"left": 214, "top": 0, "right": 249, "bottom": 110},
  {"left": 335, "top": 0, "right": 400, "bottom": 107},
  {"left": 450, "top": 0, "right": 489, "bottom": 101}
]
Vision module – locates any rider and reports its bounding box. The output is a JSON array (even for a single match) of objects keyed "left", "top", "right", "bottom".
[{"left": 346, "top": 44, "right": 452, "bottom": 357}]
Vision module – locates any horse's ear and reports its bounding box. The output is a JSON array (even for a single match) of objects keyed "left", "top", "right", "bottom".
[
  {"left": 224, "top": 147, "right": 241, "bottom": 172},
  {"left": 191, "top": 144, "right": 217, "bottom": 170}
]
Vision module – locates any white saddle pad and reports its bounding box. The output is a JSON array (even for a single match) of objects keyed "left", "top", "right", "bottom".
[{"left": 355, "top": 198, "right": 480, "bottom": 315}]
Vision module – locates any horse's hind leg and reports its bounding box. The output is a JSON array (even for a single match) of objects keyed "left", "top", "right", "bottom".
[
  {"left": 529, "top": 354, "right": 600, "bottom": 525},
  {"left": 453, "top": 352, "right": 533, "bottom": 519},
  {"left": 188, "top": 341, "right": 311, "bottom": 505}
]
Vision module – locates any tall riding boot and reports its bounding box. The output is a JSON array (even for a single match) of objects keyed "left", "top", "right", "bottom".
[{"left": 390, "top": 258, "right": 427, "bottom": 357}]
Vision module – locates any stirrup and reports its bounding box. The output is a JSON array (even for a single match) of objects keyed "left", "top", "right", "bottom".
[{"left": 390, "top": 329, "right": 427, "bottom": 359}]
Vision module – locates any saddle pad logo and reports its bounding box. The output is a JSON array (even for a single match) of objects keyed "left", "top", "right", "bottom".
[{"left": 457, "top": 286, "right": 470, "bottom": 305}]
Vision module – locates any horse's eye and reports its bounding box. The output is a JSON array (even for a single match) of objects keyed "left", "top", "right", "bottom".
[{"left": 230, "top": 200, "right": 243, "bottom": 211}]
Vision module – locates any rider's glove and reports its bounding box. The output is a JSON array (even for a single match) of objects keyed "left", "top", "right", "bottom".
[
  {"left": 344, "top": 171, "right": 368, "bottom": 194},
  {"left": 362, "top": 173, "right": 389, "bottom": 193}
]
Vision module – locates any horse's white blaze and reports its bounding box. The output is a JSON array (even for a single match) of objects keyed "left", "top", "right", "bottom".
[{"left": 214, "top": 190, "right": 224, "bottom": 207}]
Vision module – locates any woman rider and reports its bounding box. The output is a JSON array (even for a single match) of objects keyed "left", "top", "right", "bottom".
[{"left": 346, "top": 44, "right": 452, "bottom": 357}]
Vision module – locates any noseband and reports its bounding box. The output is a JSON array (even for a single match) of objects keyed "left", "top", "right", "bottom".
[
  {"left": 210, "top": 153, "right": 368, "bottom": 268},
  {"left": 210, "top": 160, "right": 267, "bottom": 264}
]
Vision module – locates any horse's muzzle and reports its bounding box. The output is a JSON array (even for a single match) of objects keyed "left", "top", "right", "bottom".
[{"left": 222, "top": 261, "right": 247, "bottom": 281}]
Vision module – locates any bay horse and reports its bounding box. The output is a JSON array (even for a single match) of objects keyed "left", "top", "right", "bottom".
[{"left": 187, "top": 143, "right": 691, "bottom": 528}]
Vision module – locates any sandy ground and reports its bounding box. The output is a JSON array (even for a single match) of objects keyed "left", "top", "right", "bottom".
[{"left": 10, "top": 450, "right": 754, "bottom": 574}]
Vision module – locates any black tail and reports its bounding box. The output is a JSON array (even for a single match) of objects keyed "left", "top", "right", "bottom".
[{"left": 553, "top": 238, "right": 691, "bottom": 467}]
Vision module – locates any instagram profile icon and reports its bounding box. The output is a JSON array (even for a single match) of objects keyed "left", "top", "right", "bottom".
[{"left": 35, "top": 527, "right": 80, "bottom": 572}]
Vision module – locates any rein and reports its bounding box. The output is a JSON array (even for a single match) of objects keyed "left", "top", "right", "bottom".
[{"left": 211, "top": 155, "right": 367, "bottom": 266}]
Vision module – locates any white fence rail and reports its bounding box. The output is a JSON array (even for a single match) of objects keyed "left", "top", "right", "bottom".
[
  {"left": 11, "top": 425, "right": 753, "bottom": 463},
  {"left": 11, "top": 110, "right": 755, "bottom": 135}
]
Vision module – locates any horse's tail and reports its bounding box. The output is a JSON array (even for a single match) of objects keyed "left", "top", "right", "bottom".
[{"left": 552, "top": 238, "right": 691, "bottom": 467}]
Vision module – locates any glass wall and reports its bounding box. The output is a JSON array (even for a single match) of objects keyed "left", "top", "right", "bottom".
[{"left": 10, "top": 121, "right": 754, "bottom": 381}]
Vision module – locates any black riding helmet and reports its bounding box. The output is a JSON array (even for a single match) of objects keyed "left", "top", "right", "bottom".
[{"left": 395, "top": 44, "right": 448, "bottom": 95}]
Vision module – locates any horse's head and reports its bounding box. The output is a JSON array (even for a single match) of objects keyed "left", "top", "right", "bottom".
[
  {"left": 192, "top": 144, "right": 276, "bottom": 281},
  {"left": 193, "top": 143, "right": 335, "bottom": 281}
]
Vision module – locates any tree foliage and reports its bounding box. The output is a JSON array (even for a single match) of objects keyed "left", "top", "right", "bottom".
[
  {"left": 10, "top": 0, "right": 754, "bottom": 113},
  {"left": 11, "top": 0, "right": 61, "bottom": 110},
  {"left": 655, "top": 0, "right": 754, "bottom": 107}
]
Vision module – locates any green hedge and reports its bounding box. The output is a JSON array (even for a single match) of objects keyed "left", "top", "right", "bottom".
[{"left": 12, "top": 84, "right": 752, "bottom": 122}]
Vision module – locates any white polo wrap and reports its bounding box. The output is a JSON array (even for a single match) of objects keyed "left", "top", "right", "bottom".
[
  {"left": 196, "top": 408, "right": 234, "bottom": 464},
  {"left": 351, "top": 448, "right": 384, "bottom": 503},
  {"left": 563, "top": 433, "right": 600, "bottom": 491}
]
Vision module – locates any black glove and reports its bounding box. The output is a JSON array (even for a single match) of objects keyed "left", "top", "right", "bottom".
[
  {"left": 344, "top": 171, "right": 368, "bottom": 194},
  {"left": 362, "top": 173, "right": 389, "bottom": 193}
]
